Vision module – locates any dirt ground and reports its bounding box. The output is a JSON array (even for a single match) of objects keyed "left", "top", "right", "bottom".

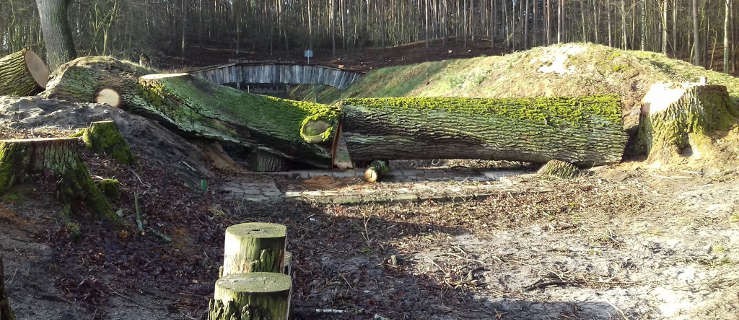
[{"left": 1, "top": 154, "right": 737, "bottom": 319}]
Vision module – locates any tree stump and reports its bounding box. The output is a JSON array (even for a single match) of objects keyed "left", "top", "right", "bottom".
[
  {"left": 223, "top": 223, "right": 287, "bottom": 276},
  {"left": 0, "top": 257, "right": 14, "bottom": 320},
  {"left": 364, "top": 160, "right": 390, "bottom": 183},
  {"left": 80, "top": 121, "right": 134, "bottom": 164},
  {"left": 0, "top": 49, "right": 49, "bottom": 96},
  {"left": 638, "top": 84, "right": 738, "bottom": 163},
  {"left": 209, "top": 272, "right": 292, "bottom": 320},
  {"left": 537, "top": 160, "right": 580, "bottom": 178},
  {"left": 0, "top": 138, "right": 116, "bottom": 222}
]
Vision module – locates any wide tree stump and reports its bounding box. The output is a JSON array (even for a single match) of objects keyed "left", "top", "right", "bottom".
[
  {"left": 80, "top": 121, "right": 134, "bottom": 164},
  {"left": 340, "top": 97, "right": 628, "bottom": 167},
  {"left": 0, "top": 138, "right": 116, "bottom": 222},
  {"left": 638, "top": 84, "right": 738, "bottom": 163},
  {"left": 137, "top": 73, "right": 338, "bottom": 169},
  {"left": 223, "top": 223, "right": 287, "bottom": 275},
  {"left": 0, "top": 49, "right": 49, "bottom": 96},
  {"left": 0, "top": 257, "right": 14, "bottom": 320},
  {"left": 210, "top": 272, "right": 292, "bottom": 320}
]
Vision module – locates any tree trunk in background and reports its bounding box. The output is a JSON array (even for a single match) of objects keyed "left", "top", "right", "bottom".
[
  {"left": 723, "top": 0, "right": 730, "bottom": 73},
  {"left": 640, "top": 0, "right": 647, "bottom": 50},
  {"left": 0, "top": 257, "right": 15, "bottom": 320},
  {"left": 672, "top": 0, "right": 678, "bottom": 55},
  {"left": 35, "top": 0, "right": 76, "bottom": 70},
  {"left": 558, "top": 0, "right": 563, "bottom": 43},
  {"left": 662, "top": 0, "right": 668, "bottom": 54},
  {"left": 621, "top": 0, "right": 628, "bottom": 49},
  {"left": 692, "top": 0, "right": 701, "bottom": 65}
]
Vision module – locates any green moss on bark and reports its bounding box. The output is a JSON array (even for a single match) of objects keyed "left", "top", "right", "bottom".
[{"left": 81, "top": 121, "right": 134, "bottom": 164}]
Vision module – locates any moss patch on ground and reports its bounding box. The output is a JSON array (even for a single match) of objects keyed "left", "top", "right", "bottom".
[{"left": 81, "top": 121, "right": 135, "bottom": 164}]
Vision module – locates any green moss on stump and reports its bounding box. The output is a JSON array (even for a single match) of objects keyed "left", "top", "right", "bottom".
[
  {"left": 81, "top": 121, "right": 134, "bottom": 164},
  {"left": 0, "top": 138, "right": 118, "bottom": 223},
  {"left": 94, "top": 178, "right": 121, "bottom": 201}
]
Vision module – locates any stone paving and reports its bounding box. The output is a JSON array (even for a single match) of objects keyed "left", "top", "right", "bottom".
[{"left": 219, "top": 168, "right": 538, "bottom": 204}]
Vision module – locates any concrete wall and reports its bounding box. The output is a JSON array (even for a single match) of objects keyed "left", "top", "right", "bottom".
[{"left": 192, "top": 64, "right": 363, "bottom": 90}]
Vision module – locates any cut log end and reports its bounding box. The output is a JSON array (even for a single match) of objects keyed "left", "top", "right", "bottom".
[
  {"left": 363, "top": 160, "right": 390, "bottom": 183},
  {"left": 95, "top": 88, "right": 121, "bottom": 107},
  {"left": 300, "top": 119, "right": 333, "bottom": 144},
  {"left": 24, "top": 50, "right": 50, "bottom": 89},
  {"left": 226, "top": 222, "right": 287, "bottom": 240}
]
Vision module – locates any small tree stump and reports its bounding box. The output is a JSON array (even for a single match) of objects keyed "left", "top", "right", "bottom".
[
  {"left": 0, "top": 49, "right": 49, "bottom": 96},
  {"left": 364, "top": 160, "right": 390, "bottom": 183},
  {"left": 81, "top": 121, "right": 134, "bottom": 164},
  {"left": 0, "top": 256, "right": 15, "bottom": 320},
  {"left": 209, "top": 272, "right": 291, "bottom": 320},
  {"left": 537, "top": 159, "right": 580, "bottom": 178},
  {"left": 223, "top": 223, "right": 286, "bottom": 276}
]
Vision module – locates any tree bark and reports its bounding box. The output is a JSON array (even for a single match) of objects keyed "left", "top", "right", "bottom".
[
  {"left": 723, "top": 0, "right": 730, "bottom": 73},
  {"left": 136, "top": 74, "right": 337, "bottom": 170},
  {"left": 0, "top": 257, "right": 14, "bottom": 320},
  {"left": 222, "top": 222, "right": 286, "bottom": 276},
  {"left": 35, "top": 0, "right": 76, "bottom": 70},
  {"left": 340, "top": 97, "right": 628, "bottom": 167},
  {"left": 0, "top": 138, "right": 117, "bottom": 222},
  {"left": 0, "top": 49, "right": 50, "bottom": 96},
  {"left": 692, "top": 0, "right": 701, "bottom": 65},
  {"left": 537, "top": 159, "right": 580, "bottom": 178},
  {"left": 209, "top": 273, "right": 291, "bottom": 320}
]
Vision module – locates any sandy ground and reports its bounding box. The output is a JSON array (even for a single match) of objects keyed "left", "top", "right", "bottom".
[{"left": 1, "top": 162, "right": 737, "bottom": 320}]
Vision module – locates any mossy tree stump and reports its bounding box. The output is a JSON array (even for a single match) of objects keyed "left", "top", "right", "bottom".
[
  {"left": 0, "top": 256, "right": 14, "bottom": 320},
  {"left": 223, "top": 223, "right": 287, "bottom": 276},
  {"left": 537, "top": 160, "right": 581, "bottom": 178},
  {"left": 210, "top": 273, "right": 291, "bottom": 320},
  {"left": 340, "top": 96, "right": 628, "bottom": 167},
  {"left": 0, "top": 49, "right": 49, "bottom": 96},
  {"left": 0, "top": 138, "right": 117, "bottom": 222},
  {"left": 638, "top": 84, "right": 738, "bottom": 163},
  {"left": 80, "top": 121, "right": 134, "bottom": 164}
]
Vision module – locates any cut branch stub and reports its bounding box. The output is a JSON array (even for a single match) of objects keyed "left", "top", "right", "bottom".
[
  {"left": 210, "top": 272, "right": 292, "bottom": 320},
  {"left": 223, "top": 223, "right": 287, "bottom": 275},
  {"left": 0, "top": 49, "right": 50, "bottom": 96},
  {"left": 364, "top": 160, "right": 390, "bottom": 183},
  {"left": 537, "top": 160, "right": 581, "bottom": 178}
]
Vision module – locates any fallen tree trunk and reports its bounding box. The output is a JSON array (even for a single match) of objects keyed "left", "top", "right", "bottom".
[
  {"left": 637, "top": 84, "right": 738, "bottom": 163},
  {"left": 0, "top": 257, "right": 14, "bottom": 320},
  {"left": 340, "top": 97, "right": 628, "bottom": 167},
  {"left": 137, "top": 74, "right": 338, "bottom": 169},
  {"left": 0, "top": 49, "right": 49, "bottom": 96}
]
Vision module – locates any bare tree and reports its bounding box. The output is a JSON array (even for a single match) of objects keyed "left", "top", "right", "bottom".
[{"left": 35, "top": 0, "right": 76, "bottom": 69}]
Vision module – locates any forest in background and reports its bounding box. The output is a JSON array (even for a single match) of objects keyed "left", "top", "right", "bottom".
[{"left": 0, "top": 0, "right": 736, "bottom": 73}]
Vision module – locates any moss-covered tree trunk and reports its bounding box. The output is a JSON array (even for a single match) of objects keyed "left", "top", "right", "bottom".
[
  {"left": 340, "top": 97, "right": 628, "bottom": 167},
  {"left": 210, "top": 273, "right": 291, "bottom": 320},
  {"left": 0, "top": 49, "right": 50, "bottom": 96},
  {"left": 137, "top": 73, "right": 338, "bottom": 169},
  {"left": 638, "top": 84, "right": 739, "bottom": 163},
  {"left": 0, "top": 257, "right": 14, "bottom": 320},
  {"left": 0, "top": 138, "right": 116, "bottom": 222},
  {"left": 222, "top": 223, "right": 287, "bottom": 276}
]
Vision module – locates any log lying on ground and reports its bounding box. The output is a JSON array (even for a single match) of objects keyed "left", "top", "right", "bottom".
[
  {"left": 137, "top": 73, "right": 338, "bottom": 169},
  {"left": 0, "top": 257, "right": 14, "bottom": 320},
  {"left": 42, "top": 56, "right": 153, "bottom": 106},
  {"left": 210, "top": 273, "right": 291, "bottom": 320},
  {"left": 0, "top": 138, "right": 117, "bottom": 222},
  {"left": 222, "top": 223, "right": 287, "bottom": 276},
  {"left": 637, "top": 84, "right": 738, "bottom": 163},
  {"left": 0, "top": 49, "right": 49, "bottom": 96},
  {"left": 340, "top": 97, "right": 628, "bottom": 167}
]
